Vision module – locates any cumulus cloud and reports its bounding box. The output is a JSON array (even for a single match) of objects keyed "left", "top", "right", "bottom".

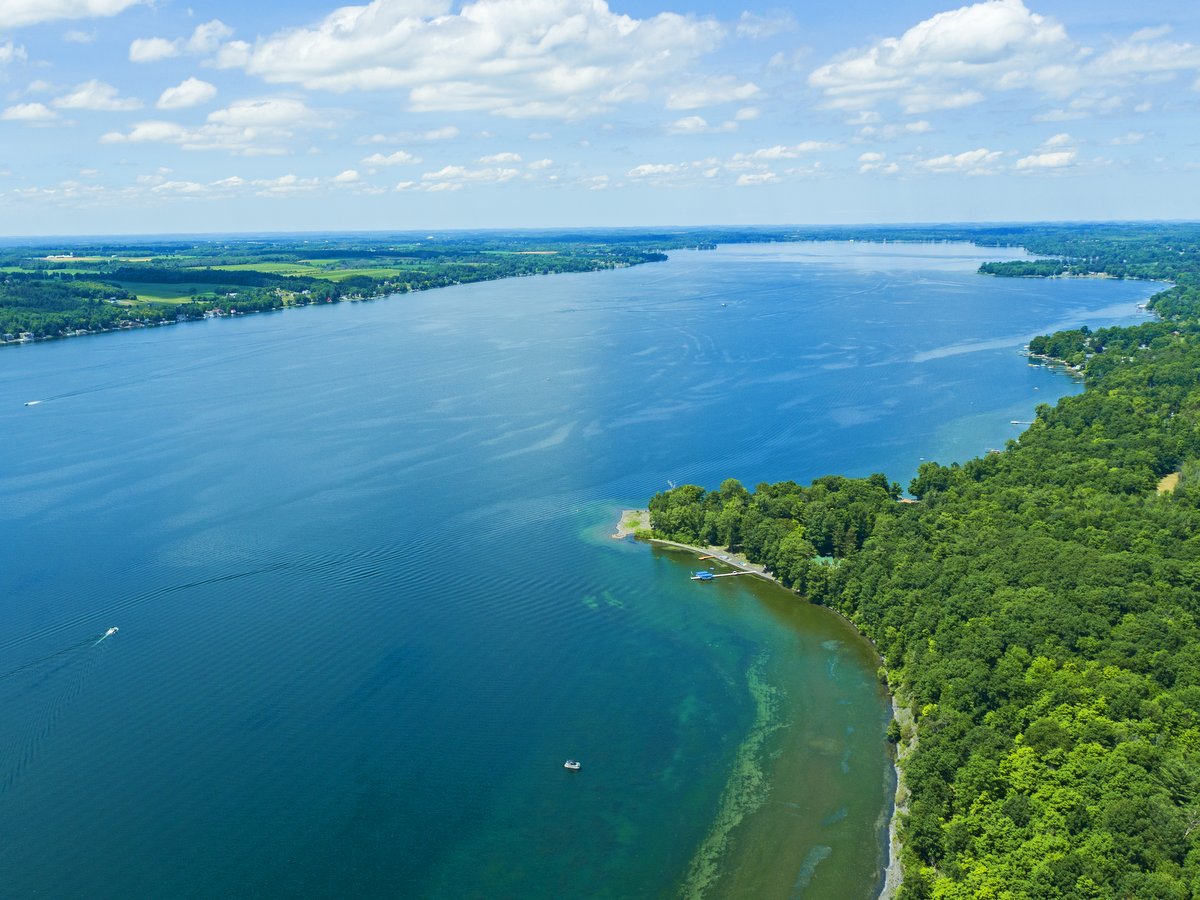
[
  {"left": 918, "top": 147, "right": 1004, "bottom": 175},
  {"left": 735, "top": 11, "right": 795, "bottom": 40},
  {"left": 628, "top": 163, "right": 679, "bottom": 177},
  {"left": 479, "top": 151, "right": 521, "bottom": 163},
  {"left": 333, "top": 169, "right": 360, "bottom": 183},
  {"left": 215, "top": 0, "right": 724, "bottom": 119},
  {"left": 157, "top": 77, "right": 217, "bottom": 110},
  {"left": 53, "top": 79, "right": 141, "bottom": 111},
  {"left": 809, "top": 0, "right": 1200, "bottom": 118},
  {"left": 129, "top": 37, "right": 178, "bottom": 62},
  {"left": 359, "top": 126, "right": 458, "bottom": 144},
  {"left": 362, "top": 150, "right": 421, "bottom": 166},
  {"left": 419, "top": 164, "right": 521, "bottom": 188},
  {"left": 666, "top": 76, "right": 760, "bottom": 110},
  {"left": 0, "top": 0, "right": 146, "bottom": 29},
  {"left": 2, "top": 102, "right": 58, "bottom": 122},
  {"left": 100, "top": 97, "right": 326, "bottom": 154},
  {"left": 810, "top": 0, "right": 1067, "bottom": 110},
  {"left": 666, "top": 115, "right": 736, "bottom": 134},
  {"left": 734, "top": 141, "right": 839, "bottom": 160},
  {"left": 1015, "top": 149, "right": 1076, "bottom": 169},
  {"left": 130, "top": 20, "right": 233, "bottom": 63},
  {"left": 736, "top": 171, "right": 778, "bottom": 186},
  {"left": 858, "top": 151, "right": 900, "bottom": 175},
  {"left": 0, "top": 41, "right": 28, "bottom": 64}
]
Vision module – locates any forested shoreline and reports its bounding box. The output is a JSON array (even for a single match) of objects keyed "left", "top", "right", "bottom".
[
  {"left": 647, "top": 224, "right": 1200, "bottom": 898},
  {"left": 0, "top": 233, "right": 673, "bottom": 342}
]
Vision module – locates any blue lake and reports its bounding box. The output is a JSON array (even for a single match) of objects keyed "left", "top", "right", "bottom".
[{"left": 0, "top": 242, "right": 1156, "bottom": 897}]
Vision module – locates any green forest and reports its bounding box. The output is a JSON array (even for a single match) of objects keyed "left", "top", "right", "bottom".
[{"left": 647, "top": 224, "right": 1200, "bottom": 898}]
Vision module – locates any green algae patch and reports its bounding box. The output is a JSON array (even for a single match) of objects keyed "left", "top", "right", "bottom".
[{"left": 680, "top": 654, "right": 785, "bottom": 899}]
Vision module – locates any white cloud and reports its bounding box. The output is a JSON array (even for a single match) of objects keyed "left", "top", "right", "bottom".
[
  {"left": 859, "top": 152, "right": 899, "bottom": 175},
  {"left": 1015, "top": 149, "right": 1075, "bottom": 169},
  {"left": 479, "top": 151, "right": 521, "bottom": 163},
  {"left": 217, "top": 0, "right": 724, "bottom": 119},
  {"left": 527, "top": 158, "right": 553, "bottom": 169},
  {"left": 359, "top": 126, "right": 459, "bottom": 144},
  {"left": 0, "top": 0, "right": 146, "bottom": 29},
  {"left": 100, "top": 97, "right": 326, "bottom": 154},
  {"left": 666, "top": 115, "right": 736, "bottom": 134},
  {"left": 736, "top": 141, "right": 838, "bottom": 160},
  {"left": 252, "top": 174, "right": 320, "bottom": 195},
  {"left": 2, "top": 102, "right": 58, "bottom": 122},
  {"left": 130, "top": 20, "right": 233, "bottom": 63},
  {"left": 628, "top": 163, "right": 679, "bottom": 177},
  {"left": 666, "top": 76, "right": 760, "bottom": 110},
  {"left": 152, "top": 180, "right": 207, "bottom": 195},
  {"left": 810, "top": 0, "right": 1067, "bottom": 110},
  {"left": 811, "top": 0, "right": 1200, "bottom": 121},
  {"left": 207, "top": 97, "right": 317, "bottom": 128},
  {"left": 53, "top": 80, "right": 141, "bottom": 111},
  {"left": 62, "top": 29, "right": 94, "bottom": 43},
  {"left": 736, "top": 171, "right": 778, "bottom": 186},
  {"left": 1109, "top": 131, "right": 1147, "bottom": 145},
  {"left": 1, "top": 41, "right": 28, "bottom": 64},
  {"left": 735, "top": 11, "right": 795, "bottom": 40},
  {"left": 157, "top": 77, "right": 217, "bottom": 110},
  {"left": 129, "top": 37, "right": 179, "bottom": 63},
  {"left": 1041, "top": 132, "right": 1072, "bottom": 148},
  {"left": 902, "top": 90, "right": 984, "bottom": 114},
  {"left": 918, "top": 147, "right": 1004, "bottom": 175},
  {"left": 187, "top": 20, "right": 234, "bottom": 55},
  {"left": 420, "top": 164, "right": 521, "bottom": 186},
  {"left": 362, "top": 150, "right": 421, "bottom": 166},
  {"left": 333, "top": 169, "right": 360, "bottom": 183},
  {"left": 734, "top": 106, "right": 760, "bottom": 122}
]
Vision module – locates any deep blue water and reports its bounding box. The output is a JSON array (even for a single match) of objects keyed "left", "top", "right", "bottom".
[{"left": 0, "top": 243, "right": 1156, "bottom": 898}]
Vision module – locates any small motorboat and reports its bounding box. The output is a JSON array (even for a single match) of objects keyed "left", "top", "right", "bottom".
[{"left": 564, "top": 759, "right": 581, "bottom": 771}]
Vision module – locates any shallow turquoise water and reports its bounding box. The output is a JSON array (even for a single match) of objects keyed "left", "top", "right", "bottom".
[{"left": 0, "top": 242, "right": 1156, "bottom": 897}]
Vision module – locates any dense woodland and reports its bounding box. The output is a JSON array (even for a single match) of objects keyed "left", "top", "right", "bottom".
[{"left": 648, "top": 224, "right": 1200, "bottom": 898}]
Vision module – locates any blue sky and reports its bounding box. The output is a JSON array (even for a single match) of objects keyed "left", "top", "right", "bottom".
[{"left": 0, "top": 0, "right": 1197, "bottom": 234}]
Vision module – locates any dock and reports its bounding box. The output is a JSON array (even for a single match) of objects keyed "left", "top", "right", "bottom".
[{"left": 691, "top": 571, "right": 752, "bottom": 581}]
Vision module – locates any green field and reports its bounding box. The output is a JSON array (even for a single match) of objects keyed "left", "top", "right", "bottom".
[
  {"left": 199, "top": 262, "right": 319, "bottom": 276},
  {"left": 112, "top": 281, "right": 220, "bottom": 304},
  {"left": 318, "top": 266, "right": 412, "bottom": 281}
]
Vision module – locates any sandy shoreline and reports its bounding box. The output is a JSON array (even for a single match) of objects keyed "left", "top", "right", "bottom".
[{"left": 613, "top": 509, "right": 905, "bottom": 897}]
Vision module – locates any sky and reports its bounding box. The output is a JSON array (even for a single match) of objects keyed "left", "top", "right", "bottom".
[{"left": 0, "top": 0, "right": 1198, "bottom": 235}]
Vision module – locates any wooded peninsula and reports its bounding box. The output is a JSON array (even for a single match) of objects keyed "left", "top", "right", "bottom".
[{"left": 646, "top": 222, "right": 1200, "bottom": 898}]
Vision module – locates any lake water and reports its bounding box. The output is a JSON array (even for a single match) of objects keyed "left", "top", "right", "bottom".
[{"left": 0, "top": 242, "right": 1156, "bottom": 898}]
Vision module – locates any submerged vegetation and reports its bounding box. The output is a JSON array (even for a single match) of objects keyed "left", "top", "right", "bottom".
[{"left": 649, "top": 224, "right": 1200, "bottom": 898}]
